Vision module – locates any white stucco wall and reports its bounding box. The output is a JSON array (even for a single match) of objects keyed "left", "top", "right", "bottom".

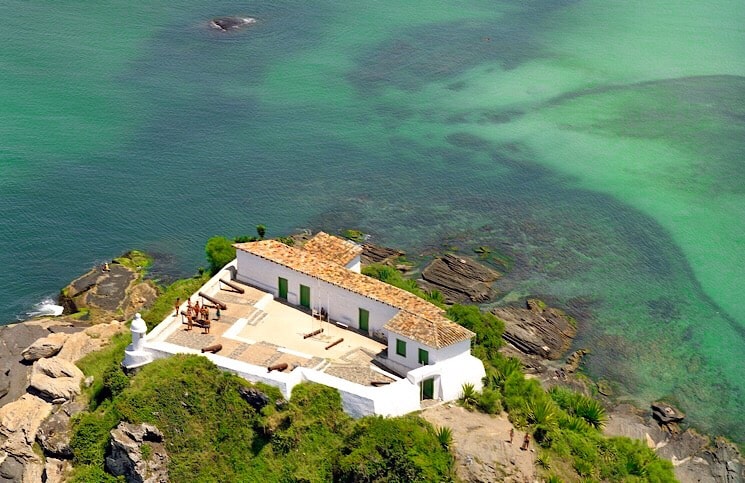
[
  {"left": 344, "top": 255, "right": 361, "bottom": 273},
  {"left": 431, "top": 339, "right": 472, "bottom": 363},
  {"left": 235, "top": 251, "right": 398, "bottom": 335},
  {"left": 406, "top": 353, "right": 485, "bottom": 400}
]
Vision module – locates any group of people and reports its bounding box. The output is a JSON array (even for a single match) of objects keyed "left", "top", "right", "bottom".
[
  {"left": 509, "top": 428, "right": 531, "bottom": 450},
  {"left": 175, "top": 297, "right": 220, "bottom": 334}
]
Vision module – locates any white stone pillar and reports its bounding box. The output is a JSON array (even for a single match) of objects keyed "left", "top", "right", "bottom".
[{"left": 123, "top": 313, "right": 153, "bottom": 369}]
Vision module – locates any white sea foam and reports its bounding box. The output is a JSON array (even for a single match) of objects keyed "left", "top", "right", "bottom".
[{"left": 27, "top": 298, "right": 64, "bottom": 318}]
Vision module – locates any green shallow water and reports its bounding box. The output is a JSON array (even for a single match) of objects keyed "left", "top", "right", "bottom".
[{"left": 0, "top": 1, "right": 743, "bottom": 442}]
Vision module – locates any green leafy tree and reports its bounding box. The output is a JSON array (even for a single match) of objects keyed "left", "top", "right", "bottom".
[
  {"left": 256, "top": 224, "right": 267, "bottom": 239},
  {"left": 205, "top": 236, "right": 236, "bottom": 274}
]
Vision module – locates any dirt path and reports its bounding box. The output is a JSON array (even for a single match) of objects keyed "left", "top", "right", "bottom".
[{"left": 421, "top": 403, "right": 537, "bottom": 483}]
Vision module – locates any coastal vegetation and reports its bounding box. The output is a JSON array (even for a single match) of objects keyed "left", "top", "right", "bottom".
[
  {"left": 69, "top": 355, "right": 454, "bottom": 482},
  {"left": 205, "top": 225, "right": 270, "bottom": 275},
  {"left": 363, "top": 264, "right": 676, "bottom": 482}
]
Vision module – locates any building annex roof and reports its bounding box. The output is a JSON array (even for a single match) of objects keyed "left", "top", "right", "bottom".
[
  {"left": 234, "top": 239, "right": 474, "bottom": 349},
  {"left": 302, "top": 231, "right": 363, "bottom": 267}
]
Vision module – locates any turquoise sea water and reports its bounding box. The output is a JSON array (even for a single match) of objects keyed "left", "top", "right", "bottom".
[{"left": 1, "top": 1, "right": 743, "bottom": 442}]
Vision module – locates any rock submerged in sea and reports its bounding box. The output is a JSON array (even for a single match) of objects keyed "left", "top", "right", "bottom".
[
  {"left": 651, "top": 401, "right": 685, "bottom": 424},
  {"left": 210, "top": 16, "right": 256, "bottom": 32},
  {"left": 494, "top": 299, "right": 578, "bottom": 360}
]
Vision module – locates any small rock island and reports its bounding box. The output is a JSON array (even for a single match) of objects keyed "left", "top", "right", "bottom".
[{"left": 210, "top": 16, "right": 256, "bottom": 32}]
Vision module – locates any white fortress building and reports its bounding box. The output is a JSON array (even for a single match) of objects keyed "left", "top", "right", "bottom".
[{"left": 125, "top": 232, "right": 485, "bottom": 417}]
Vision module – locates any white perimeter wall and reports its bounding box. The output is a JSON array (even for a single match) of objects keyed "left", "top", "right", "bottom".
[{"left": 236, "top": 251, "right": 398, "bottom": 337}]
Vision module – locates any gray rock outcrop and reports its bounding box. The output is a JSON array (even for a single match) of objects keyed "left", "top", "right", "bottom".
[
  {"left": 419, "top": 254, "right": 500, "bottom": 303},
  {"left": 494, "top": 299, "right": 577, "bottom": 360},
  {"left": 564, "top": 349, "right": 588, "bottom": 373},
  {"left": 238, "top": 386, "right": 270, "bottom": 411},
  {"left": 36, "top": 400, "right": 84, "bottom": 460},
  {"left": 106, "top": 422, "right": 169, "bottom": 483},
  {"left": 210, "top": 16, "right": 256, "bottom": 31},
  {"left": 652, "top": 401, "right": 685, "bottom": 425},
  {"left": 361, "top": 243, "right": 405, "bottom": 266},
  {"left": 0, "top": 322, "right": 52, "bottom": 407}
]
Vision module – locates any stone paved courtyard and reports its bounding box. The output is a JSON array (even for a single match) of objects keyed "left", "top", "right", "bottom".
[{"left": 158, "top": 277, "right": 396, "bottom": 386}]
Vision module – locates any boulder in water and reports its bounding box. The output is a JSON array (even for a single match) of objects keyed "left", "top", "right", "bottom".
[{"left": 210, "top": 16, "right": 256, "bottom": 32}]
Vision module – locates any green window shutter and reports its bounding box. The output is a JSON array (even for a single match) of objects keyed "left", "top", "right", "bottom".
[
  {"left": 418, "top": 348, "right": 429, "bottom": 365},
  {"left": 396, "top": 339, "right": 406, "bottom": 357}
]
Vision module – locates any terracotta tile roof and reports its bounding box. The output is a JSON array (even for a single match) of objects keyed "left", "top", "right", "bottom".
[
  {"left": 302, "top": 232, "right": 363, "bottom": 266},
  {"left": 233, "top": 240, "right": 474, "bottom": 349},
  {"left": 383, "top": 311, "right": 475, "bottom": 349}
]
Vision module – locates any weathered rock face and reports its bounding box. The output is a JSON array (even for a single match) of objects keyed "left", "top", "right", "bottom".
[
  {"left": 28, "top": 357, "right": 84, "bottom": 403},
  {"left": 0, "top": 322, "right": 51, "bottom": 407},
  {"left": 59, "top": 262, "right": 149, "bottom": 320},
  {"left": 106, "top": 423, "right": 169, "bottom": 483},
  {"left": 361, "top": 243, "right": 405, "bottom": 266},
  {"left": 57, "top": 321, "right": 126, "bottom": 363},
  {"left": 0, "top": 454, "right": 26, "bottom": 483},
  {"left": 652, "top": 401, "right": 685, "bottom": 425},
  {"left": 0, "top": 361, "right": 10, "bottom": 400},
  {"left": 419, "top": 254, "right": 500, "bottom": 303},
  {"left": 0, "top": 394, "right": 53, "bottom": 447},
  {"left": 21, "top": 332, "right": 69, "bottom": 361},
  {"left": 494, "top": 299, "right": 577, "bottom": 360},
  {"left": 238, "top": 386, "right": 270, "bottom": 411},
  {"left": 0, "top": 393, "right": 52, "bottom": 480},
  {"left": 35, "top": 400, "right": 85, "bottom": 460},
  {"left": 44, "top": 457, "right": 71, "bottom": 483}
]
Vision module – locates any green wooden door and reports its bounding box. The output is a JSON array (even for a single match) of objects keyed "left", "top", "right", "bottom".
[
  {"left": 300, "top": 284, "right": 310, "bottom": 308},
  {"left": 358, "top": 308, "right": 369, "bottom": 332},
  {"left": 278, "top": 277, "right": 288, "bottom": 299},
  {"left": 422, "top": 378, "right": 434, "bottom": 400}
]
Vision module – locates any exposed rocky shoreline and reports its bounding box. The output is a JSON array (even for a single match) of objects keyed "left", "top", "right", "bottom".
[
  {"left": 369, "top": 242, "right": 745, "bottom": 483},
  {"left": 0, "top": 255, "right": 154, "bottom": 482}
]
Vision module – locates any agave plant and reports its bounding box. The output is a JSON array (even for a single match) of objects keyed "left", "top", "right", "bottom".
[
  {"left": 575, "top": 398, "right": 608, "bottom": 430},
  {"left": 528, "top": 398, "right": 559, "bottom": 443},
  {"left": 435, "top": 425, "right": 454, "bottom": 450},
  {"left": 459, "top": 383, "right": 478, "bottom": 410},
  {"left": 559, "top": 414, "right": 592, "bottom": 434}
]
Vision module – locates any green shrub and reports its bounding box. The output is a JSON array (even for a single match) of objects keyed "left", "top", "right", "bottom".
[
  {"left": 205, "top": 236, "right": 236, "bottom": 275},
  {"left": 362, "top": 264, "right": 427, "bottom": 299},
  {"left": 102, "top": 364, "right": 129, "bottom": 399},
  {"left": 478, "top": 387, "right": 502, "bottom": 414},
  {"left": 70, "top": 410, "right": 120, "bottom": 466},
  {"left": 445, "top": 304, "right": 505, "bottom": 360},
  {"left": 549, "top": 386, "right": 607, "bottom": 430},
  {"left": 256, "top": 224, "right": 267, "bottom": 239},
  {"left": 335, "top": 415, "right": 453, "bottom": 482}
]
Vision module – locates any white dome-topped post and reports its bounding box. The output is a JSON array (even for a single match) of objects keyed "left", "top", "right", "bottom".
[{"left": 123, "top": 313, "right": 153, "bottom": 370}]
